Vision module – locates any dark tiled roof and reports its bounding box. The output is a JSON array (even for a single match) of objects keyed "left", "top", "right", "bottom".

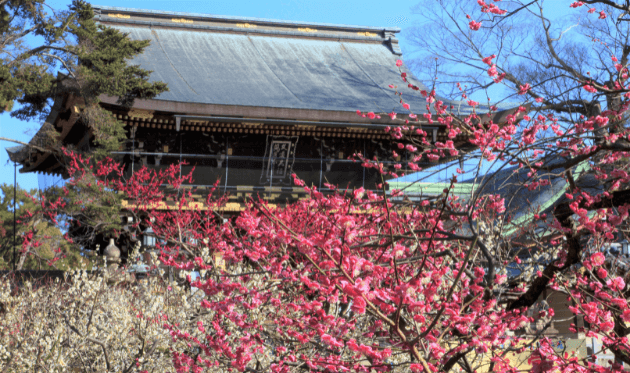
[{"left": 93, "top": 6, "right": 506, "bottom": 116}]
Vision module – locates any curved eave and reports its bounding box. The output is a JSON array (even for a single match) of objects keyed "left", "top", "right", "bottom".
[
  {"left": 18, "top": 94, "right": 82, "bottom": 176},
  {"left": 5, "top": 145, "right": 29, "bottom": 163},
  {"left": 98, "top": 95, "right": 524, "bottom": 127}
]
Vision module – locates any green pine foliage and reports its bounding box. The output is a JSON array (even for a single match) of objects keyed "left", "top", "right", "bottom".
[
  {"left": 1, "top": 0, "right": 170, "bottom": 268},
  {"left": 42, "top": 172, "right": 126, "bottom": 253},
  {"left": 1, "top": 0, "right": 168, "bottom": 155},
  {"left": 0, "top": 183, "right": 92, "bottom": 270}
]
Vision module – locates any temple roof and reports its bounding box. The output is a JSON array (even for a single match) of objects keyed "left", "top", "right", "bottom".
[
  {"left": 93, "top": 6, "right": 500, "bottom": 116},
  {"left": 391, "top": 158, "right": 592, "bottom": 237}
]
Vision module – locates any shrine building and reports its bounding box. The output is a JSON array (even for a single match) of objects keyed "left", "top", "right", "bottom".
[{"left": 11, "top": 6, "right": 519, "bottom": 211}]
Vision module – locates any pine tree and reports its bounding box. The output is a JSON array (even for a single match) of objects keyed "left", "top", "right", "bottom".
[
  {"left": 0, "top": 0, "right": 168, "bottom": 156},
  {"left": 1, "top": 0, "right": 168, "bottom": 268},
  {"left": 0, "top": 183, "right": 91, "bottom": 270}
]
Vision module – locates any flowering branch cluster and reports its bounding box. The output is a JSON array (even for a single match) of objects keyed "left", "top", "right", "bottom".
[
  {"left": 5, "top": 2, "right": 630, "bottom": 372},
  {"left": 0, "top": 271, "right": 201, "bottom": 372}
]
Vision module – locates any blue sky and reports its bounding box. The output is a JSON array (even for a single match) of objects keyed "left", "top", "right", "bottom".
[{"left": 0, "top": 0, "right": 422, "bottom": 191}]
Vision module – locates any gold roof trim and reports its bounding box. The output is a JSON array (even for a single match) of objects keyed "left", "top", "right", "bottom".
[{"left": 172, "top": 18, "right": 194, "bottom": 24}]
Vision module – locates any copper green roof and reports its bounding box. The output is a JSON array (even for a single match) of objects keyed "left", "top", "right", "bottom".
[
  {"left": 388, "top": 181, "right": 476, "bottom": 196},
  {"left": 390, "top": 160, "right": 591, "bottom": 237}
]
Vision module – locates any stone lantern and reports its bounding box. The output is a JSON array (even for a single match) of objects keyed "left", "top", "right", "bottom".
[{"left": 104, "top": 237, "right": 121, "bottom": 270}]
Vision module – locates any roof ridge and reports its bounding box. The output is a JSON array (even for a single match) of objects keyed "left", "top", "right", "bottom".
[
  {"left": 96, "top": 16, "right": 399, "bottom": 47},
  {"left": 92, "top": 5, "right": 401, "bottom": 33}
]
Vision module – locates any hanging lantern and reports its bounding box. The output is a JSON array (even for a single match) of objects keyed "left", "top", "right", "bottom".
[{"left": 143, "top": 226, "right": 156, "bottom": 248}]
